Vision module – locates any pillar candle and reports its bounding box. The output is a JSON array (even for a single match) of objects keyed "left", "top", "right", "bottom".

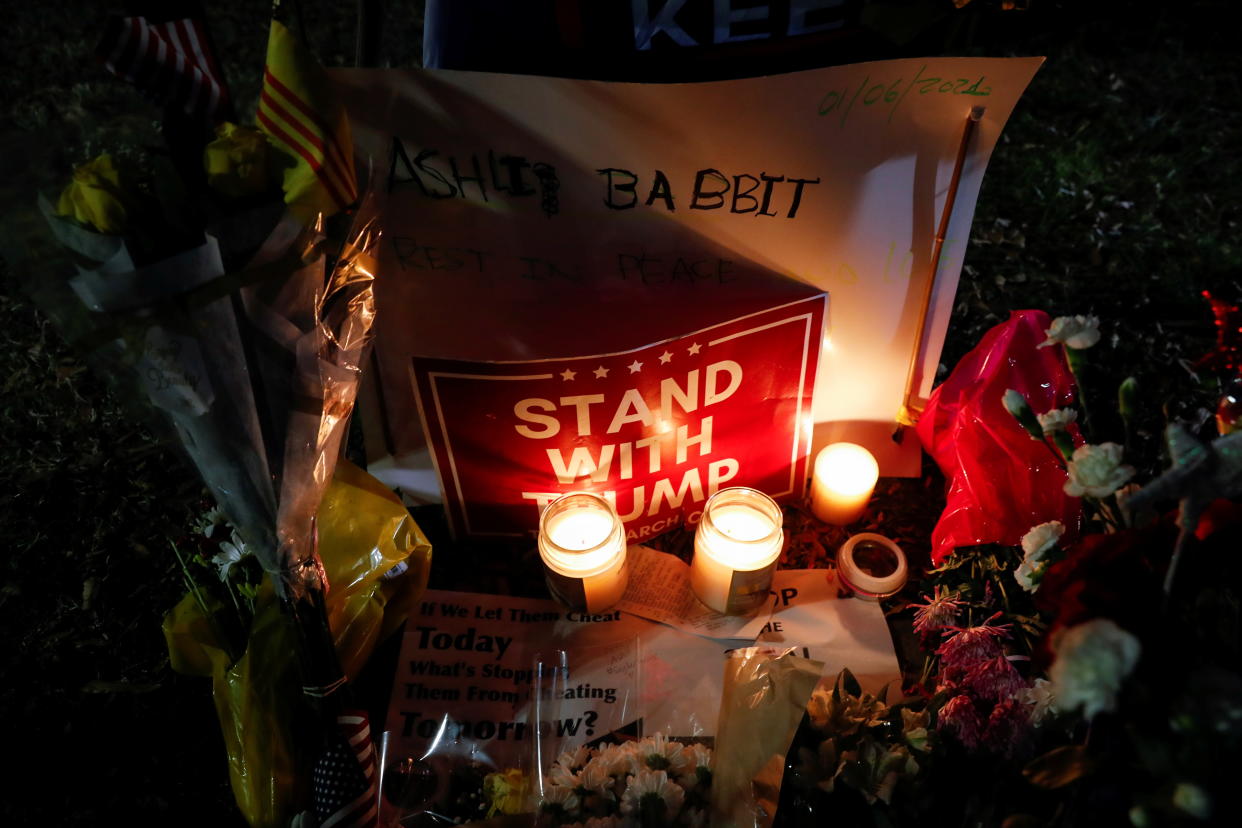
[
  {"left": 809, "top": 442, "right": 879, "bottom": 525},
  {"left": 538, "top": 492, "right": 628, "bottom": 613},
  {"left": 690, "top": 487, "right": 783, "bottom": 615}
]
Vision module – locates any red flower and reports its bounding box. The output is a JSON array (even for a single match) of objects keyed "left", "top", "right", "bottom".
[
  {"left": 963, "top": 655, "right": 1028, "bottom": 703},
  {"left": 937, "top": 615, "right": 1012, "bottom": 670},
  {"left": 1034, "top": 525, "right": 1169, "bottom": 667},
  {"left": 938, "top": 694, "right": 985, "bottom": 750},
  {"left": 982, "top": 698, "right": 1033, "bottom": 759}
]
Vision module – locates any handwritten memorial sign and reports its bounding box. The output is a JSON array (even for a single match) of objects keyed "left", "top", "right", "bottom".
[
  {"left": 336, "top": 56, "right": 1042, "bottom": 498},
  {"left": 413, "top": 296, "right": 822, "bottom": 540}
]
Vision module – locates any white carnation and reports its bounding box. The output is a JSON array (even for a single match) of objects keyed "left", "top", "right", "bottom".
[
  {"left": 1021, "top": 678, "right": 1058, "bottom": 725},
  {"left": 1050, "top": 619, "right": 1140, "bottom": 718},
  {"left": 1039, "top": 315, "right": 1101, "bottom": 349},
  {"left": 1015, "top": 521, "right": 1064, "bottom": 593},
  {"left": 1037, "top": 407, "right": 1078, "bottom": 434},
  {"left": 1064, "top": 443, "right": 1134, "bottom": 498},
  {"left": 1021, "top": 521, "right": 1065, "bottom": 559}
]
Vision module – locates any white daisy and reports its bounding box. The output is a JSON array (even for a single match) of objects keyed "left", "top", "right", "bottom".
[
  {"left": 195, "top": 507, "right": 227, "bottom": 538},
  {"left": 211, "top": 530, "right": 249, "bottom": 581},
  {"left": 620, "top": 770, "right": 684, "bottom": 819},
  {"left": 678, "top": 743, "right": 713, "bottom": 786},
  {"left": 540, "top": 785, "right": 580, "bottom": 816},
  {"left": 548, "top": 744, "right": 593, "bottom": 787},
  {"left": 578, "top": 760, "right": 616, "bottom": 796},
  {"left": 629, "top": 734, "right": 689, "bottom": 776},
  {"left": 557, "top": 745, "right": 592, "bottom": 771},
  {"left": 592, "top": 743, "right": 634, "bottom": 778}
]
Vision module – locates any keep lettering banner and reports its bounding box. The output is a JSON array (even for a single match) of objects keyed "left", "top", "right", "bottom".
[{"left": 412, "top": 296, "right": 823, "bottom": 540}]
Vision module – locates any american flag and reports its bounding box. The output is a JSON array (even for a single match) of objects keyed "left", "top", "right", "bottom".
[
  {"left": 313, "top": 710, "right": 379, "bottom": 828},
  {"left": 96, "top": 15, "right": 231, "bottom": 123}
]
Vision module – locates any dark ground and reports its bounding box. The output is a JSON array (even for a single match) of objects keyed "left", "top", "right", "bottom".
[{"left": 2, "top": 1, "right": 1240, "bottom": 824}]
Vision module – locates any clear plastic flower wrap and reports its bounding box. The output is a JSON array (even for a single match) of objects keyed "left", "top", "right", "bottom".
[
  {"left": 19, "top": 173, "right": 405, "bottom": 824},
  {"left": 710, "top": 647, "right": 823, "bottom": 828},
  {"left": 530, "top": 641, "right": 716, "bottom": 828}
]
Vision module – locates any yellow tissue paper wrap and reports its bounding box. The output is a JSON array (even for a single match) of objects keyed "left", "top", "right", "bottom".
[{"left": 163, "top": 459, "right": 431, "bottom": 827}]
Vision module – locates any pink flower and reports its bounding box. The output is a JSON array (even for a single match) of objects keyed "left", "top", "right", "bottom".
[
  {"left": 982, "top": 698, "right": 1033, "bottom": 759},
  {"left": 963, "top": 655, "right": 1028, "bottom": 703},
  {"left": 937, "top": 694, "right": 984, "bottom": 750},
  {"left": 911, "top": 586, "right": 962, "bottom": 635},
  {"left": 937, "top": 614, "right": 1012, "bottom": 670}
]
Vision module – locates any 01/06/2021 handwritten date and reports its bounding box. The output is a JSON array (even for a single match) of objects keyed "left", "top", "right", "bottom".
[{"left": 818, "top": 64, "right": 992, "bottom": 127}]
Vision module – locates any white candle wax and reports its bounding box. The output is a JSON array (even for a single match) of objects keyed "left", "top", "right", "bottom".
[
  {"left": 809, "top": 442, "right": 878, "bottom": 526},
  {"left": 547, "top": 510, "right": 614, "bottom": 553},
  {"left": 539, "top": 493, "right": 628, "bottom": 613},
  {"left": 690, "top": 489, "right": 783, "bottom": 615}
]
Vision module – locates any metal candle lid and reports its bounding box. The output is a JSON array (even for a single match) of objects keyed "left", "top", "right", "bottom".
[{"left": 837, "top": 533, "right": 908, "bottom": 599}]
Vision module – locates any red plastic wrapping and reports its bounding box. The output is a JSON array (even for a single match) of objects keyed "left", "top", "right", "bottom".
[{"left": 916, "top": 310, "right": 1083, "bottom": 564}]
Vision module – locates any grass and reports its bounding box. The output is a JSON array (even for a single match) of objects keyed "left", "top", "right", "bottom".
[{"left": 2, "top": 1, "right": 1240, "bottom": 824}]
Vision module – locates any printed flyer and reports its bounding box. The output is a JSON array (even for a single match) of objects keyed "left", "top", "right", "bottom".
[{"left": 382, "top": 568, "right": 901, "bottom": 817}]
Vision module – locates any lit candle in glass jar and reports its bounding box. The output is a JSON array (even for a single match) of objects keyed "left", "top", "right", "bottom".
[
  {"left": 538, "top": 492, "right": 629, "bottom": 613},
  {"left": 810, "top": 442, "right": 879, "bottom": 525},
  {"left": 690, "top": 487, "right": 784, "bottom": 615}
]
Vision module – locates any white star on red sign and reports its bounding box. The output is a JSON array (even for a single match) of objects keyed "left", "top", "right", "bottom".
[
  {"left": 688, "top": 342, "right": 702, "bottom": 355},
  {"left": 659, "top": 350, "right": 673, "bottom": 364},
  {"left": 560, "top": 368, "right": 576, "bottom": 381},
  {"left": 627, "top": 360, "right": 643, "bottom": 373},
  {"left": 593, "top": 365, "right": 609, "bottom": 378}
]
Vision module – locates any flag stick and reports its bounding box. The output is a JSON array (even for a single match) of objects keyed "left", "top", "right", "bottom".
[{"left": 897, "top": 106, "right": 986, "bottom": 430}]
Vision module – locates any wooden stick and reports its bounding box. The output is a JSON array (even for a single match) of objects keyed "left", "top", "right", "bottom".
[{"left": 898, "top": 106, "right": 986, "bottom": 427}]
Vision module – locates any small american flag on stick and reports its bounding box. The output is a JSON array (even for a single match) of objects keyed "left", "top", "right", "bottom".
[
  {"left": 313, "top": 710, "right": 379, "bottom": 828},
  {"left": 96, "top": 15, "right": 231, "bottom": 123}
]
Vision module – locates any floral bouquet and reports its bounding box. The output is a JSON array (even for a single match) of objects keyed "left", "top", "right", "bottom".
[
  {"left": 534, "top": 738, "right": 714, "bottom": 828},
  {"left": 894, "top": 310, "right": 1242, "bottom": 825},
  {"left": 18, "top": 7, "right": 400, "bottom": 827}
]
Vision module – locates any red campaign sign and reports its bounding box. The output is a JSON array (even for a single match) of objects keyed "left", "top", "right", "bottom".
[{"left": 412, "top": 295, "right": 825, "bottom": 542}]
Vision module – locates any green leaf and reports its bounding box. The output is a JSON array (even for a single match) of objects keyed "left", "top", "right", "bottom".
[{"left": 1022, "top": 745, "right": 1096, "bottom": 789}]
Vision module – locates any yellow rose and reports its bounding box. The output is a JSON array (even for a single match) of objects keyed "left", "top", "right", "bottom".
[
  {"left": 482, "top": 768, "right": 530, "bottom": 817},
  {"left": 56, "top": 153, "right": 129, "bottom": 235},
  {"left": 204, "top": 123, "right": 274, "bottom": 199}
]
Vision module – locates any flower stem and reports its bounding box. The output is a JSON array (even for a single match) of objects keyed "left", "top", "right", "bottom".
[
  {"left": 1066, "top": 346, "right": 1093, "bottom": 438},
  {"left": 171, "top": 541, "right": 239, "bottom": 664},
  {"left": 1163, "top": 528, "right": 1191, "bottom": 606},
  {"left": 1038, "top": 435, "right": 1068, "bottom": 470}
]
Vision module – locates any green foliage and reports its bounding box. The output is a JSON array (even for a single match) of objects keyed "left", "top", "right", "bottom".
[
  {"left": 788, "top": 670, "right": 930, "bottom": 809},
  {"left": 926, "top": 543, "right": 1047, "bottom": 656}
]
